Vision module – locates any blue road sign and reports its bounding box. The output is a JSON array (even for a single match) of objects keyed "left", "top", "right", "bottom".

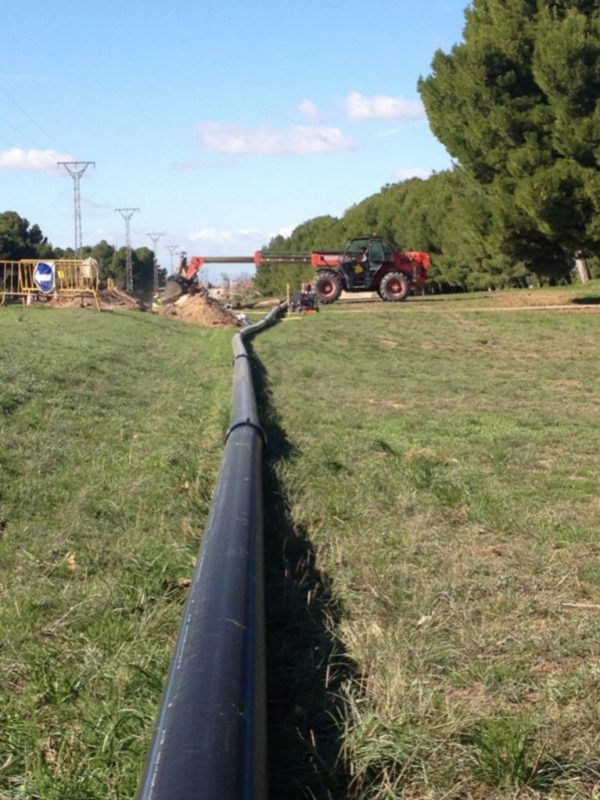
[{"left": 33, "top": 261, "right": 56, "bottom": 294}]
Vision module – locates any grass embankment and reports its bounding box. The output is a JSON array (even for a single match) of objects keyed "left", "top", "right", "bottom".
[
  {"left": 253, "top": 304, "right": 600, "bottom": 799},
  {"left": 0, "top": 307, "right": 233, "bottom": 799}
]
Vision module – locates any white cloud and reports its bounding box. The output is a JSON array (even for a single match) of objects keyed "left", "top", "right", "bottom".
[
  {"left": 196, "top": 122, "right": 354, "bottom": 156},
  {"left": 297, "top": 98, "right": 321, "bottom": 121},
  {"left": 394, "top": 168, "right": 432, "bottom": 181},
  {"left": 0, "top": 147, "right": 74, "bottom": 172},
  {"left": 187, "top": 226, "right": 308, "bottom": 259},
  {"left": 189, "top": 227, "right": 262, "bottom": 244},
  {"left": 375, "top": 128, "right": 403, "bottom": 139},
  {"left": 185, "top": 227, "right": 271, "bottom": 269},
  {"left": 346, "top": 92, "right": 425, "bottom": 123}
]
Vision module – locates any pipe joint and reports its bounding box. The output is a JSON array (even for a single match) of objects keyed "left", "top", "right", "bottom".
[{"left": 225, "top": 418, "right": 267, "bottom": 445}]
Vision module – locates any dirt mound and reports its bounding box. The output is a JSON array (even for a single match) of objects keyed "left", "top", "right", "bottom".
[
  {"left": 160, "top": 293, "right": 241, "bottom": 328},
  {"left": 41, "top": 285, "right": 145, "bottom": 311},
  {"left": 98, "top": 287, "right": 144, "bottom": 310},
  {"left": 45, "top": 294, "right": 96, "bottom": 308}
]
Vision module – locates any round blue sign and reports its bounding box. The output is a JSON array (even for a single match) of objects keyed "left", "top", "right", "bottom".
[{"left": 33, "top": 261, "right": 56, "bottom": 294}]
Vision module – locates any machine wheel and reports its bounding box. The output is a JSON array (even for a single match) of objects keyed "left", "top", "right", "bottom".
[
  {"left": 313, "top": 269, "right": 342, "bottom": 304},
  {"left": 378, "top": 271, "right": 410, "bottom": 302}
]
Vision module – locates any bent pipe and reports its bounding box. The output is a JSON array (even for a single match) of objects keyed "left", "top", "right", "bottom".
[{"left": 137, "top": 302, "right": 287, "bottom": 800}]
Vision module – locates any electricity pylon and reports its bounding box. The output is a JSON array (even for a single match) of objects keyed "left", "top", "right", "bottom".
[
  {"left": 57, "top": 161, "right": 95, "bottom": 256},
  {"left": 165, "top": 245, "right": 179, "bottom": 276},
  {"left": 115, "top": 208, "right": 139, "bottom": 293},
  {"left": 146, "top": 232, "right": 164, "bottom": 292}
]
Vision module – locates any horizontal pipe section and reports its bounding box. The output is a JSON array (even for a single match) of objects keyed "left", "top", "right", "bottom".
[
  {"left": 199, "top": 254, "right": 309, "bottom": 265},
  {"left": 137, "top": 303, "right": 287, "bottom": 800},
  {"left": 202, "top": 255, "right": 257, "bottom": 263}
]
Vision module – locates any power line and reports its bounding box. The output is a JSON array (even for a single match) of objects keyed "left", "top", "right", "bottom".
[
  {"left": 1, "top": 88, "right": 171, "bottom": 265},
  {"left": 147, "top": 232, "right": 165, "bottom": 292},
  {"left": 57, "top": 161, "right": 95, "bottom": 256},
  {"left": 1, "top": 87, "right": 71, "bottom": 154},
  {"left": 2, "top": 87, "right": 124, "bottom": 245},
  {"left": 0, "top": 130, "right": 16, "bottom": 148},
  {"left": 0, "top": 113, "right": 48, "bottom": 151},
  {"left": 116, "top": 208, "right": 140, "bottom": 293}
]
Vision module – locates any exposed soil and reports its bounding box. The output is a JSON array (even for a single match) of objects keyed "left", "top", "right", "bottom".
[
  {"left": 44, "top": 294, "right": 96, "bottom": 308},
  {"left": 99, "top": 287, "right": 143, "bottom": 310},
  {"left": 159, "top": 292, "right": 241, "bottom": 328},
  {"left": 40, "top": 285, "right": 241, "bottom": 327},
  {"left": 486, "top": 288, "right": 574, "bottom": 307},
  {"left": 253, "top": 297, "right": 282, "bottom": 309},
  {"left": 44, "top": 287, "right": 143, "bottom": 310},
  {"left": 409, "top": 286, "right": 600, "bottom": 310}
]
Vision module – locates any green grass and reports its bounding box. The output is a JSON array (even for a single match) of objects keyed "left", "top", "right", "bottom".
[
  {"left": 3, "top": 301, "right": 600, "bottom": 799},
  {"left": 0, "top": 307, "right": 233, "bottom": 798},
  {"left": 253, "top": 304, "right": 600, "bottom": 799}
]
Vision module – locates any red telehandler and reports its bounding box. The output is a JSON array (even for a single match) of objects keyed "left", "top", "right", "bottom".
[
  {"left": 165, "top": 236, "right": 430, "bottom": 305},
  {"left": 297, "top": 235, "right": 429, "bottom": 304}
]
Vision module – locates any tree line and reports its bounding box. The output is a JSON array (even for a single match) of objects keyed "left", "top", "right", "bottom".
[
  {"left": 0, "top": 210, "right": 164, "bottom": 294},
  {"left": 257, "top": 0, "right": 600, "bottom": 297}
]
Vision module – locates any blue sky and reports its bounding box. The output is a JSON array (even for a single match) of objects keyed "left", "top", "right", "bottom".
[{"left": 1, "top": 0, "right": 469, "bottom": 279}]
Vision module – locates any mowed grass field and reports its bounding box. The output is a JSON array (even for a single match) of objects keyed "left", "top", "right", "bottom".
[
  {"left": 253, "top": 298, "right": 600, "bottom": 799},
  {"left": 0, "top": 307, "right": 233, "bottom": 799},
  {"left": 1, "top": 295, "right": 599, "bottom": 799}
]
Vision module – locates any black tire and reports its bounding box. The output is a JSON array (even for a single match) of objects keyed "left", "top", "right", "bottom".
[
  {"left": 377, "top": 271, "right": 410, "bottom": 302},
  {"left": 313, "top": 269, "right": 342, "bottom": 304}
]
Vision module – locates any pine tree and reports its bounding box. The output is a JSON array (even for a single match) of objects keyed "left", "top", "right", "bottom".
[
  {"left": 0, "top": 211, "right": 51, "bottom": 259},
  {"left": 419, "top": 0, "right": 600, "bottom": 281}
]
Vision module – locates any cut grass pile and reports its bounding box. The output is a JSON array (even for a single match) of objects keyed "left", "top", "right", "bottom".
[
  {"left": 253, "top": 305, "right": 600, "bottom": 799},
  {"left": 0, "top": 307, "right": 233, "bottom": 799}
]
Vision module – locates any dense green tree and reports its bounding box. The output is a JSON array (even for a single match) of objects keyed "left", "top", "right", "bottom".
[
  {"left": 253, "top": 260, "right": 314, "bottom": 297},
  {"left": 267, "top": 215, "right": 343, "bottom": 253},
  {"left": 107, "top": 246, "right": 154, "bottom": 293},
  {"left": 340, "top": 197, "right": 383, "bottom": 240},
  {"left": 132, "top": 247, "right": 155, "bottom": 294},
  {"left": 87, "top": 240, "right": 116, "bottom": 280},
  {"left": 0, "top": 213, "right": 167, "bottom": 297},
  {"left": 258, "top": 172, "right": 530, "bottom": 295},
  {"left": 355, "top": 172, "right": 528, "bottom": 291},
  {"left": 0, "top": 211, "right": 53, "bottom": 259},
  {"left": 257, "top": 215, "right": 343, "bottom": 295},
  {"left": 418, "top": 0, "right": 600, "bottom": 280}
]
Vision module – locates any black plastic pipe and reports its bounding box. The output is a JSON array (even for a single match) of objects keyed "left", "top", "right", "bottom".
[{"left": 136, "top": 303, "right": 286, "bottom": 800}]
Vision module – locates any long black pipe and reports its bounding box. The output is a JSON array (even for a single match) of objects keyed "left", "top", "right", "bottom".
[{"left": 136, "top": 303, "right": 286, "bottom": 800}]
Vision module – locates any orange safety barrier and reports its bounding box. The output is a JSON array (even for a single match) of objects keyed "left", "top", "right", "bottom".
[{"left": 0, "top": 258, "right": 100, "bottom": 310}]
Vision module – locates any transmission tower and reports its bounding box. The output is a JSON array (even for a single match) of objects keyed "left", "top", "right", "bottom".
[
  {"left": 57, "top": 161, "right": 95, "bottom": 256},
  {"left": 146, "top": 232, "right": 164, "bottom": 292},
  {"left": 165, "top": 245, "right": 179, "bottom": 275},
  {"left": 115, "top": 208, "right": 139, "bottom": 294}
]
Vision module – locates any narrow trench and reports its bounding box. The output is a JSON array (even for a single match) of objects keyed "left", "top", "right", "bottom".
[{"left": 248, "top": 340, "right": 357, "bottom": 800}]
